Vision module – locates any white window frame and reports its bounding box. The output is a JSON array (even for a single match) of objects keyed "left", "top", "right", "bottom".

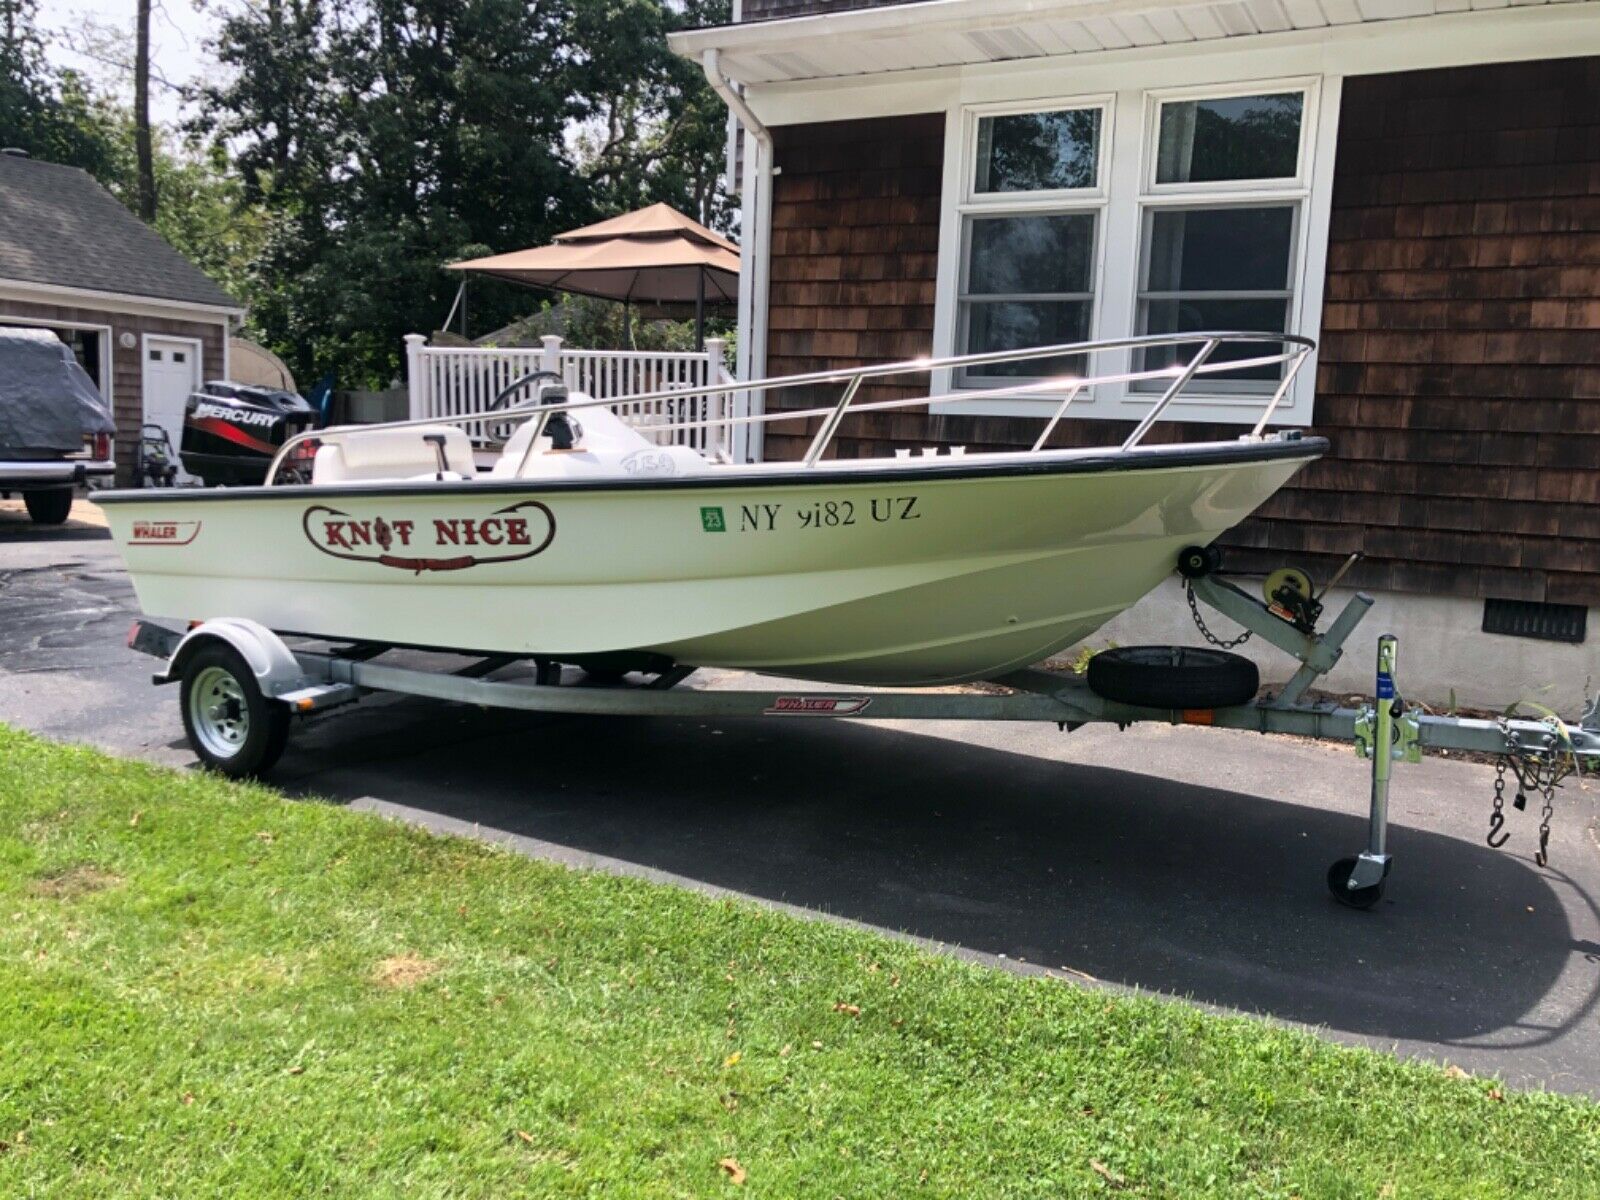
[
  {"left": 947, "top": 96, "right": 1113, "bottom": 395},
  {"left": 1124, "top": 79, "right": 1319, "bottom": 411},
  {"left": 934, "top": 72, "right": 1339, "bottom": 425},
  {"left": 952, "top": 95, "right": 1113, "bottom": 391}
]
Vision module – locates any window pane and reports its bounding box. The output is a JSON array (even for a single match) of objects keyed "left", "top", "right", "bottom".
[
  {"left": 1144, "top": 206, "right": 1294, "bottom": 293},
  {"left": 975, "top": 108, "right": 1102, "bottom": 193},
  {"left": 966, "top": 213, "right": 1095, "bottom": 296},
  {"left": 960, "top": 299, "right": 1092, "bottom": 380},
  {"left": 1139, "top": 298, "right": 1291, "bottom": 383},
  {"left": 1156, "top": 92, "right": 1303, "bottom": 184}
]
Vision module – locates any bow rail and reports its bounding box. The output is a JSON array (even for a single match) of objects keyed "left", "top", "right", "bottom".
[{"left": 267, "top": 331, "right": 1315, "bottom": 485}]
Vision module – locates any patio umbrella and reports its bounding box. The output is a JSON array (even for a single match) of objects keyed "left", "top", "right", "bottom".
[{"left": 446, "top": 203, "right": 739, "bottom": 349}]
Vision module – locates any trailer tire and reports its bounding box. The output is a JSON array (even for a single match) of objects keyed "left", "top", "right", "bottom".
[
  {"left": 24, "top": 487, "right": 73, "bottom": 525},
  {"left": 179, "top": 642, "right": 290, "bottom": 778},
  {"left": 1086, "top": 645, "right": 1259, "bottom": 709}
]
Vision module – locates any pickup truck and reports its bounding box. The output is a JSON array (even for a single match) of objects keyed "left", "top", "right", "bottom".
[{"left": 1, "top": 328, "right": 116, "bottom": 524}]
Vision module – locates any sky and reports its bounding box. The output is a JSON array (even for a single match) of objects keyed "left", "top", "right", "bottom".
[{"left": 38, "top": 0, "right": 224, "bottom": 127}]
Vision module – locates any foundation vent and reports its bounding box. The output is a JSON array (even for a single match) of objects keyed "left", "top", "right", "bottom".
[{"left": 1482, "top": 599, "right": 1587, "bottom": 644}]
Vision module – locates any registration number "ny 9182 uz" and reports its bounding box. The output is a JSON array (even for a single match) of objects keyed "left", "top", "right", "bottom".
[{"left": 701, "top": 496, "right": 921, "bottom": 534}]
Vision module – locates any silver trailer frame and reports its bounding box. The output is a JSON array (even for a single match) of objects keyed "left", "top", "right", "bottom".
[{"left": 128, "top": 558, "right": 1600, "bottom": 910}]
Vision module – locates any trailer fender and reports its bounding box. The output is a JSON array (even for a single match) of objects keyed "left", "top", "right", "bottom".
[{"left": 160, "top": 619, "right": 307, "bottom": 698}]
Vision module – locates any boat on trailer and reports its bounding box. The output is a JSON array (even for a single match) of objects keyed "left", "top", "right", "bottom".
[
  {"left": 101, "top": 331, "right": 1600, "bottom": 907},
  {"left": 100, "top": 332, "right": 1321, "bottom": 686}
]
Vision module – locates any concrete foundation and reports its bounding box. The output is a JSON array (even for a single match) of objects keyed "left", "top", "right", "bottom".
[{"left": 1095, "top": 577, "right": 1599, "bottom": 714}]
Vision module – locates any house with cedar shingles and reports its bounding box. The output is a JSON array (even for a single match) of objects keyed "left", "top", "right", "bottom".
[{"left": 671, "top": 0, "right": 1600, "bottom": 706}]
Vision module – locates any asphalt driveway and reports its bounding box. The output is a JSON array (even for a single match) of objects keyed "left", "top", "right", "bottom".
[{"left": 4, "top": 504, "right": 1599, "bottom": 1096}]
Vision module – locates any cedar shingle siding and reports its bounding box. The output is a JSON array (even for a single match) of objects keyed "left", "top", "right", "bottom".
[
  {"left": 742, "top": 0, "right": 918, "bottom": 20},
  {"left": 760, "top": 58, "right": 1600, "bottom": 604},
  {"left": 764, "top": 114, "right": 946, "bottom": 462},
  {"left": 1298, "top": 58, "right": 1600, "bottom": 606}
]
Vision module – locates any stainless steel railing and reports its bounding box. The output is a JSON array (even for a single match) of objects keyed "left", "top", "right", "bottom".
[{"left": 266, "top": 331, "right": 1315, "bottom": 485}]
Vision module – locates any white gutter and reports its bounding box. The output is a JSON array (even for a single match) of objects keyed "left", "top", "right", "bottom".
[
  {"left": 0, "top": 277, "right": 245, "bottom": 320},
  {"left": 669, "top": 0, "right": 1243, "bottom": 58},
  {"left": 701, "top": 47, "right": 774, "bottom": 463}
]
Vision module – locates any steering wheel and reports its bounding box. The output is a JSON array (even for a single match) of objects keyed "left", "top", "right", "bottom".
[
  {"left": 484, "top": 369, "right": 567, "bottom": 444},
  {"left": 488, "top": 369, "right": 566, "bottom": 412}
]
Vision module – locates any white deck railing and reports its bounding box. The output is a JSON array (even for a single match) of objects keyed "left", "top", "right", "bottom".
[{"left": 404, "top": 334, "right": 736, "bottom": 456}]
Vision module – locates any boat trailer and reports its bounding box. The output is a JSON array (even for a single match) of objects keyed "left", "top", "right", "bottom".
[{"left": 128, "top": 549, "right": 1600, "bottom": 909}]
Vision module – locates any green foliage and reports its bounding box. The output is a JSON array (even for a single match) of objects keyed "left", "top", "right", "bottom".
[
  {"left": 0, "top": 0, "right": 125, "bottom": 178},
  {"left": 1070, "top": 640, "right": 1116, "bottom": 676},
  {"left": 196, "top": 0, "right": 736, "bottom": 388},
  {"left": 475, "top": 293, "right": 734, "bottom": 355},
  {"left": 2, "top": 0, "right": 735, "bottom": 389},
  {"left": 0, "top": 0, "right": 262, "bottom": 305},
  {"left": 3, "top": 722, "right": 1600, "bottom": 1197}
]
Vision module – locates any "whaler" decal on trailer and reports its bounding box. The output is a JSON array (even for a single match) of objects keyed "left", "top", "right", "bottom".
[
  {"left": 763, "top": 696, "right": 873, "bottom": 716},
  {"left": 302, "top": 501, "right": 555, "bottom": 572}
]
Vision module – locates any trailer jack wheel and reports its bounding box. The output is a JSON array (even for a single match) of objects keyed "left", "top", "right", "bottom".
[{"left": 1326, "top": 855, "right": 1391, "bottom": 909}]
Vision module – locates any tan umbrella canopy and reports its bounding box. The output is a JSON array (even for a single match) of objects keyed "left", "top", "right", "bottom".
[{"left": 447, "top": 203, "right": 739, "bottom": 346}]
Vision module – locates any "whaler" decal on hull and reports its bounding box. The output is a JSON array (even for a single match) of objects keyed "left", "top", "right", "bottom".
[
  {"left": 130, "top": 520, "right": 202, "bottom": 546},
  {"left": 302, "top": 500, "right": 556, "bottom": 572}
]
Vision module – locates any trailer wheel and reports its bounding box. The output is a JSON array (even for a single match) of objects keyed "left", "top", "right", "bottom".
[
  {"left": 24, "top": 487, "right": 73, "bottom": 525},
  {"left": 179, "top": 643, "right": 290, "bottom": 778},
  {"left": 1327, "top": 856, "right": 1387, "bottom": 910},
  {"left": 1086, "top": 645, "right": 1259, "bottom": 708}
]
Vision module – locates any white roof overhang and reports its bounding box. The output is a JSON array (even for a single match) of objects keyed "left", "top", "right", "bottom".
[{"left": 668, "top": 0, "right": 1593, "bottom": 85}]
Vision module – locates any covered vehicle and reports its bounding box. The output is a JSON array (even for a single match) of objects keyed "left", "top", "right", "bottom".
[{"left": 0, "top": 327, "right": 116, "bottom": 524}]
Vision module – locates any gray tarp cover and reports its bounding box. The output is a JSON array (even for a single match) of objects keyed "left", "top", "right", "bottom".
[{"left": 0, "top": 327, "right": 115, "bottom": 453}]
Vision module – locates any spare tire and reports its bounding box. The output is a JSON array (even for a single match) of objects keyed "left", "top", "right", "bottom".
[{"left": 1086, "top": 645, "right": 1259, "bottom": 709}]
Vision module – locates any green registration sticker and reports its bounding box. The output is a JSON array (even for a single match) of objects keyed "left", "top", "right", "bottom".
[{"left": 700, "top": 506, "right": 726, "bottom": 533}]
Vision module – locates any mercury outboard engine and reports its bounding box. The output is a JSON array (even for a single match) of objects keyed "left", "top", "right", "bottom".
[{"left": 180, "top": 381, "right": 322, "bottom": 486}]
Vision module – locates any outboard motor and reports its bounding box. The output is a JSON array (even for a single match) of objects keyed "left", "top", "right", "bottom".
[{"left": 180, "top": 381, "right": 322, "bottom": 486}]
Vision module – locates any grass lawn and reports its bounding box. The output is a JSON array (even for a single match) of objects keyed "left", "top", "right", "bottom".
[{"left": 2, "top": 724, "right": 1598, "bottom": 1197}]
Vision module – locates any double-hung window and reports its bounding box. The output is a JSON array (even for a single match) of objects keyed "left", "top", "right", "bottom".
[
  {"left": 1134, "top": 88, "right": 1311, "bottom": 392},
  {"left": 955, "top": 102, "right": 1107, "bottom": 386}
]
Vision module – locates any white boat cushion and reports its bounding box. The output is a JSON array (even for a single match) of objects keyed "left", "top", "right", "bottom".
[{"left": 313, "top": 425, "right": 477, "bottom": 484}]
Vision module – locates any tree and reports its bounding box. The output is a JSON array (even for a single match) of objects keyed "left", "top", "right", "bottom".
[
  {"left": 572, "top": 0, "right": 734, "bottom": 231},
  {"left": 0, "top": 0, "right": 124, "bottom": 176},
  {"left": 133, "top": 0, "right": 156, "bottom": 219},
  {"left": 197, "top": 0, "right": 736, "bottom": 388}
]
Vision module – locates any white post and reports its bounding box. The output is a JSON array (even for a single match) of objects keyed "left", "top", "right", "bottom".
[
  {"left": 404, "top": 333, "right": 428, "bottom": 420},
  {"left": 704, "top": 337, "right": 731, "bottom": 458},
  {"left": 540, "top": 334, "right": 564, "bottom": 378},
  {"left": 704, "top": 337, "right": 727, "bottom": 379}
]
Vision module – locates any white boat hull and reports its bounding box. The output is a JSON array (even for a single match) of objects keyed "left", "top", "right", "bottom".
[{"left": 101, "top": 445, "right": 1319, "bottom": 685}]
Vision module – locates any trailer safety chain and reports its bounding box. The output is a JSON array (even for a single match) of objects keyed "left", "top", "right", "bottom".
[
  {"left": 1186, "top": 582, "right": 1253, "bottom": 649},
  {"left": 1485, "top": 716, "right": 1575, "bottom": 867},
  {"left": 1537, "top": 781, "right": 1556, "bottom": 869},
  {"left": 1486, "top": 759, "right": 1511, "bottom": 848}
]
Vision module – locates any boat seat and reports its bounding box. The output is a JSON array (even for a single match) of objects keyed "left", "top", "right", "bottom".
[{"left": 312, "top": 425, "right": 476, "bottom": 484}]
